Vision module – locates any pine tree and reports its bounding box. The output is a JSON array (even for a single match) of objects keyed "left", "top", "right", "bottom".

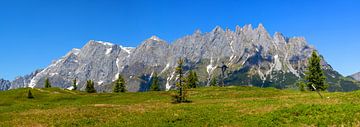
[
  {"left": 187, "top": 70, "right": 199, "bottom": 88},
  {"left": 174, "top": 58, "right": 187, "bottom": 102},
  {"left": 72, "top": 78, "right": 77, "bottom": 91},
  {"left": 210, "top": 77, "right": 217, "bottom": 86},
  {"left": 113, "top": 74, "right": 126, "bottom": 93},
  {"left": 305, "top": 51, "right": 327, "bottom": 91},
  {"left": 150, "top": 72, "right": 160, "bottom": 91},
  {"left": 86, "top": 80, "right": 96, "bottom": 93},
  {"left": 44, "top": 78, "right": 51, "bottom": 88},
  {"left": 27, "top": 89, "right": 34, "bottom": 99}
]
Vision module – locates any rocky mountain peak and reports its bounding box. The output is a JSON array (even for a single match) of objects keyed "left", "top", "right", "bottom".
[
  {"left": 141, "top": 36, "right": 168, "bottom": 48},
  {"left": 212, "top": 26, "right": 225, "bottom": 33},
  {"left": 242, "top": 24, "right": 253, "bottom": 32},
  {"left": 149, "top": 35, "right": 162, "bottom": 41},
  {"left": 194, "top": 29, "right": 202, "bottom": 35},
  {"left": 235, "top": 25, "right": 242, "bottom": 34}
]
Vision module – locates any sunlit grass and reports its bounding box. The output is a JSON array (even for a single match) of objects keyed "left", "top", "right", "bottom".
[{"left": 1, "top": 86, "right": 360, "bottom": 126}]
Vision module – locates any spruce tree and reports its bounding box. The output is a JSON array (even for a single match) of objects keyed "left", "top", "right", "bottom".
[
  {"left": 27, "top": 89, "right": 34, "bottom": 99},
  {"left": 44, "top": 78, "right": 51, "bottom": 88},
  {"left": 305, "top": 51, "right": 327, "bottom": 91},
  {"left": 175, "top": 58, "right": 187, "bottom": 102},
  {"left": 150, "top": 72, "right": 160, "bottom": 91},
  {"left": 72, "top": 78, "right": 77, "bottom": 91},
  {"left": 86, "top": 80, "right": 96, "bottom": 93},
  {"left": 113, "top": 74, "right": 126, "bottom": 93},
  {"left": 210, "top": 77, "right": 217, "bottom": 86},
  {"left": 187, "top": 70, "right": 199, "bottom": 88}
]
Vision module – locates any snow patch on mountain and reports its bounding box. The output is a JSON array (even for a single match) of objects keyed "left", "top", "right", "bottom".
[
  {"left": 206, "top": 57, "right": 217, "bottom": 75},
  {"left": 95, "top": 41, "right": 114, "bottom": 46}
]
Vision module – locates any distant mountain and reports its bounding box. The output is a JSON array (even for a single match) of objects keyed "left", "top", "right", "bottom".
[
  {"left": 350, "top": 72, "right": 360, "bottom": 81},
  {"left": 4, "top": 24, "right": 360, "bottom": 92}
]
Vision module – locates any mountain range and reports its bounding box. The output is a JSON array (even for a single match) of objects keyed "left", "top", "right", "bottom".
[{"left": 1, "top": 24, "right": 360, "bottom": 92}]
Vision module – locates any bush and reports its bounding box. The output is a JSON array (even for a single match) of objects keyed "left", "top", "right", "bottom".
[
  {"left": 27, "top": 90, "right": 34, "bottom": 99},
  {"left": 296, "top": 81, "right": 307, "bottom": 91}
]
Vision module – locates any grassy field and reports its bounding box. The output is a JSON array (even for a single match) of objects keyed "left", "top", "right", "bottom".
[{"left": 1, "top": 86, "right": 360, "bottom": 127}]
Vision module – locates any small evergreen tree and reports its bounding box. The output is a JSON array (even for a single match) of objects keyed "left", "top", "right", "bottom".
[
  {"left": 173, "top": 58, "right": 189, "bottom": 103},
  {"left": 295, "top": 80, "right": 306, "bottom": 91},
  {"left": 113, "top": 74, "right": 126, "bottom": 93},
  {"left": 72, "top": 78, "right": 77, "bottom": 91},
  {"left": 210, "top": 77, "right": 217, "bottom": 86},
  {"left": 44, "top": 78, "right": 51, "bottom": 88},
  {"left": 86, "top": 80, "right": 96, "bottom": 93},
  {"left": 27, "top": 89, "right": 34, "bottom": 99},
  {"left": 150, "top": 72, "right": 160, "bottom": 91},
  {"left": 305, "top": 51, "right": 327, "bottom": 91},
  {"left": 187, "top": 70, "right": 199, "bottom": 88}
]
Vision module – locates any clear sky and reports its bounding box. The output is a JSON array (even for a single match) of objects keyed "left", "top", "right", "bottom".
[{"left": 0, "top": 0, "right": 359, "bottom": 80}]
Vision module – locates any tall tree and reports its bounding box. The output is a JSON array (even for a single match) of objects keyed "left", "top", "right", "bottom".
[
  {"left": 175, "top": 58, "right": 187, "bottom": 102},
  {"left": 150, "top": 72, "right": 160, "bottom": 91},
  {"left": 86, "top": 80, "right": 96, "bottom": 93},
  {"left": 72, "top": 78, "right": 77, "bottom": 91},
  {"left": 113, "top": 74, "right": 126, "bottom": 93},
  {"left": 305, "top": 51, "right": 327, "bottom": 91},
  {"left": 210, "top": 77, "right": 217, "bottom": 86},
  {"left": 187, "top": 70, "right": 199, "bottom": 88},
  {"left": 44, "top": 78, "right": 51, "bottom": 88}
]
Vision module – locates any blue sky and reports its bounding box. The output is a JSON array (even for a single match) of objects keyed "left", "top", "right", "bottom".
[{"left": 0, "top": 0, "right": 359, "bottom": 80}]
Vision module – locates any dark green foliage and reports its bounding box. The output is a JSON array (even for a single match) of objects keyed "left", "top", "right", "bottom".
[
  {"left": 210, "top": 77, "right": 217, "bottom": 86},
  {"left": 305, "top": 51, "right": 327, "bottom": 91},
  {"left": 173, "top": 58, "right": 189, "bottom": 103},
  {"left": 72, "top": 78, "right": 77, "bottom": 91},
  {"left": 113, "top": 74, "right": 126, "bottom": 93},
  {"left": 27, "top": 89, "right": 34, "bottom": 99},
  {"left": 187, "top": 70, "right": 199, "bottom": 88},
  {"left": 150, "top": 72, "right": 160, "bottom": 91},
  {"left": 85, "top": 80, "right": 96, "bottom": 93},
  {"left": 44, "top": 78, "right": 51, "bottom": 88},
  {"left": 295, "top": 80, "right": 307, "bottom": 91}
]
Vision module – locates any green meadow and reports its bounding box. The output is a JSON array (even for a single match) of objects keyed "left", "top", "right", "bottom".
[{"left": 1, "top": 86, "right": 360, "bottom": 126}]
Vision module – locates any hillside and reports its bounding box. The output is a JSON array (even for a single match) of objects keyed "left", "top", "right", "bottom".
[{"left": 1, "top": 86, "right": 360, "bottom": 126}]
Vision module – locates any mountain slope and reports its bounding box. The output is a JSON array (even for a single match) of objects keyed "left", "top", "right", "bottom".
[{"left": 7, "top": 24, "right": 360, "bottom": 92}]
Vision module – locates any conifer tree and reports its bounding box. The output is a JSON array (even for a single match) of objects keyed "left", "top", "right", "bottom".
[
  {"left": 210, "top": 77, "right": 217, "bottom": 86},
  {"left": 113, "top": 74, "right": 126, "bottom": 93},
  {"left": 187, "top": 70, "right": 199, "bottom": 88},
  {"left": 174, "top": 58, "right": 187, "bottom": 102},
  {"left": 86, "top": 80, "right": 96, "bottom": 93},
  {"left": 72, "top": 78, "right": 77, "bottom": 91},
  {"left": 27, "top": 89, "right": 34, "bottom": 99},
  {"left": 305, "top": 51, "right": 327, "bottom": 91},
  {"left": 150, "top": 72, "right": 160, "bottom": 91},
  {"left": 44, "top": 78, "right": 51, "bottom": 88}
]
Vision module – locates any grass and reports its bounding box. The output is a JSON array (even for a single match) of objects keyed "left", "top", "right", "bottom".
[{"left": 1, "top": 86, "right": 360, "bottom": 126}]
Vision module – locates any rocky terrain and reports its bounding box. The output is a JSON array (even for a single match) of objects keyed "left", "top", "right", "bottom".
[{"left": 2, "top": 24, "right": 359, "bottom": 92}]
